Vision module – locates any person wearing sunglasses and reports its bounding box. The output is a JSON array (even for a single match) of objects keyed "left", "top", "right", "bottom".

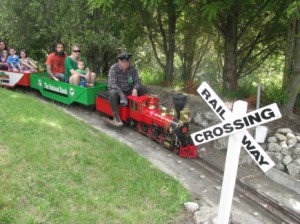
[
  {"left": 45, "top": 42, "right": 68, "bottom": 81},
  {"left": 64, "top": 44, "right": 96, "bottom": 86}
]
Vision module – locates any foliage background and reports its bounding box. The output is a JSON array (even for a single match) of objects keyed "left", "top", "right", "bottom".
[{"left": 1, "top": 0, "right": 300, "bottom": 111}]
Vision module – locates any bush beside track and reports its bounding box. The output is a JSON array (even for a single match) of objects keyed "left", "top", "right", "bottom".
[{"left": 0, "top": 88, "right": 190, "bottom": 223}]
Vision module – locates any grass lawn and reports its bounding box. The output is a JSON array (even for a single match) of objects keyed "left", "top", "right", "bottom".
[{"left": 0, "top": 88, "right": 190, "bottom": 224}]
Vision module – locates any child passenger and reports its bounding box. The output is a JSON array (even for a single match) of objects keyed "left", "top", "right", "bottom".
[
  {"left": 18, "top": 49, "right": 38, "bottom": 73},
  {"left": 75, "top": 60, "right": 87, "bottom": 87},
  {"left": 7, "top": 48, "right": 19, "bottom": 72},
  {"left": 0, "top": 49, "right": 9, "bottom": 70}
]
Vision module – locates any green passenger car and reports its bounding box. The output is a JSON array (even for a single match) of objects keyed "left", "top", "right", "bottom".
[{"left": 30, "top": 72, "right": 107, "bottom": 105}]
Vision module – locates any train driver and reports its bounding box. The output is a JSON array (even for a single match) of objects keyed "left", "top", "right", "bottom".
[{"left": 107, "top": 52, "right": 147, "bottom": 127}]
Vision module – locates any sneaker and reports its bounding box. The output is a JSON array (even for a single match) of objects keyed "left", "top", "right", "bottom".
[{"left": 113, "top": 116, "right": 123, "bottom": 127}]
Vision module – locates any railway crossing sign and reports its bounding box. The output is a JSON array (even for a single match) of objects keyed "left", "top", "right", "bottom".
[
  {"left": 191, "top": 82, "right": 282, "bottom": 224},
  {"left": 191, "top": 82, "right": 281, "bottom": 173}
]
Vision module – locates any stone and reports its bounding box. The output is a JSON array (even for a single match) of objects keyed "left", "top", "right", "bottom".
[
  {"left": 273, "top": 152, "right": 284, "bottom": 163},
  {"left": 192, "top": 112, "right": 209, "bottom": 128},
  {"left": 184, "top": 202, "right": 199, "bottom": 212},
  {"left": 282, "top": 155, "right": 293, "bottom": 165},
  {"left": 292, "top": 147, "right": 300, "bottom": 155},
  {"left": 287, "top": 162, "right": 300, "bottom": 178},
  {"left": 280, "top": 141, "right": 289, "bottom": 150},
  {"left": 266, "top": 151, "right": 275, "bottom": 158},
  {"left": 268, "top": 136, "right": 277, "bottom": 143},
  {"left": 287, "top": 138, "right": 297, "bottom": 148},
  {"left": 292, "top": 154, "right": 300, "bottom": 160},
  {"left": 286, "top": 132, "right": 296, "bottom": 139},
  {"left": 277, "top": 128, "right": 293, "bottom": 135},
  {"left": 268, "top": 143, "right": 282, "bottom": 152},
  {"left": 203, "top": 111, "right": 218, "bottom": 121},
  {"left": 275, "top": 133, "right": 287, "bottom": 141},
  {"left": 194, "top": 206, "right": 218, "bottom": 224},
  {"left": 275, "top": 162, "right": 286, "bottom": 171},
  {"left": 294, "top": 158, "right": 300, "bottom": 165},
  {"left": 281, "top": 148, "right": 291, "bottom": 156}
]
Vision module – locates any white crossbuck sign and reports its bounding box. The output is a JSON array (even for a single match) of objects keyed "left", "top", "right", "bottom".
[
  {"left": 191, "top": 82, "right": 282, "bottom": 224},
  {"left": 191, "top": 82, "right": 282, "bottom": 172}
]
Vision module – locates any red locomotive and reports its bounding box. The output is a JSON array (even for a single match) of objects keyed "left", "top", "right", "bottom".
[{"left": 96, "top": 92, "right": 197, "bottom": 158}]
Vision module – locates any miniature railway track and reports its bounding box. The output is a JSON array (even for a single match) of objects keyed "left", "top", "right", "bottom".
[{"left": 188, "top": 158, "right": 300, "bottom": 224}]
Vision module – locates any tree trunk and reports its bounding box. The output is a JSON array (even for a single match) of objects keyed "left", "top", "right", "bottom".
[
  {"left": 222, "top": 3, "right": 239, "bottom": 91},
  {"left": 181, "top": 40, "right": 195, "bottom": 82},
  {"left": 282, "top": 18, "right": 297, "bottom": 89},
  {"left": 282, "top": 20, "right": 300, "bottom": 114},
  {"left": 164, "top": 0, "right": 177, "bottom": 85}
]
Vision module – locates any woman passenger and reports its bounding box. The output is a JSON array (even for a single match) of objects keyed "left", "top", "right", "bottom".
[
  {"left": 64, "top": 44, "right": 96, "bottom": 86},
  {"left": 0, "top": 40, "right": 8, "bottom": 53}
]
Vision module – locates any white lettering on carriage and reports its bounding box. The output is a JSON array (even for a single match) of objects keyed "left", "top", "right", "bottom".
[{"left": 43, "top": 82, "right": 67, "bottom": 95}]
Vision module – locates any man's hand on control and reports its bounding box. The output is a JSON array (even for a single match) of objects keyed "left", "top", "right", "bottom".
[{"left": 132, "top": 89, "right": 138, "bottom": 97}]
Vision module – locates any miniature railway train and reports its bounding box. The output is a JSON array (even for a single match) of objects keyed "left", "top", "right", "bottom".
[{"left": 0, "top": 70, "right": 197, "bottom": 158}]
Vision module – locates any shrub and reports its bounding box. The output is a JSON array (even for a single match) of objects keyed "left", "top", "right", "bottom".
[
  {"left": 140, "top": 70, "right": 164, "bottom": 86},
  {"left": 263, "top": 83, "right": 289, "bottom": 106},
  {"left": 183, "top": 80, "right": 199, "bottom": 94}
]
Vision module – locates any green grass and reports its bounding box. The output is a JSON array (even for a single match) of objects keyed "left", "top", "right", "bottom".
[{"left": 0, "top": 88, "right": 190, "bottom": 224}]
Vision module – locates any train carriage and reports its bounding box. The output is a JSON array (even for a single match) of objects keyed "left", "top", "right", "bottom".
[
  {"left": 0, "top": 70, "right": 33, "bottom": 88},
  {"left": 30, "top": 72, "right": 107, "bottom": 106}
]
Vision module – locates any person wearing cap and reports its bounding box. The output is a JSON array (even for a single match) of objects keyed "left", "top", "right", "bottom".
[{"left": 108, "top": 52, "right": 146, "bottom": 126}]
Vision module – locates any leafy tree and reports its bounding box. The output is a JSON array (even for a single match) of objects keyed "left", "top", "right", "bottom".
[
  {"left": 176, "top": 1, "right": 213, "bottom": 82},
  {"left": 201, "top": 0, "right": 288, "bottom": 91},
  {"left": 0, "top": 0, "right": 123, "bottom": 73},
  {"left": 89, "top": 0, "right": 205, "bottom": 85}
]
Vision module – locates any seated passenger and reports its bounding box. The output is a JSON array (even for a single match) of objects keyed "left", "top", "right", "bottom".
[
  {"left": 65, "top": 44, "right": 96, "bottom": 87},
  {"left": 7, "top": 48, "right": 19, "bottom": 72},
  {"left": 108, "top": 52, "right": 147, "bottom": 126},
  {"left": 45, "top": 42, "right": 68, "bottom": 81},
  {"left": 18, "top": 49, "right": 38, "bottom": 73},
  {"left": 75, "top": 60, "right": 87, "bottom": 87},
  {"left": 0, "top": 40, "right": 8, "bottom": 54},
  {"left": 0, "top": 49, "right": 9, "bottom": 70}
]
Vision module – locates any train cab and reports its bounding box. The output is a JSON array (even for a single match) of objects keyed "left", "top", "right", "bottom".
[{"left": 127, "top": 95, "right": 160, "bottom": 124}]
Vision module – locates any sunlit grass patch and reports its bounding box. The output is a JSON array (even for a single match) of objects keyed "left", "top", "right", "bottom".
[{"left": 0, "top": 88, "right": 190, "bottom": 223}]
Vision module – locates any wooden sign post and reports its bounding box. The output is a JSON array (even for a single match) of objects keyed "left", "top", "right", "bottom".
[{"left": 191, "top": 82, "right": 282, "bottom": 224}]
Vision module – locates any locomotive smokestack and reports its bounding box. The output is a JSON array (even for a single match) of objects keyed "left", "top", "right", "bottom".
[{"left": 172, "top": 93, "right": 187, "bottom": 119}]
